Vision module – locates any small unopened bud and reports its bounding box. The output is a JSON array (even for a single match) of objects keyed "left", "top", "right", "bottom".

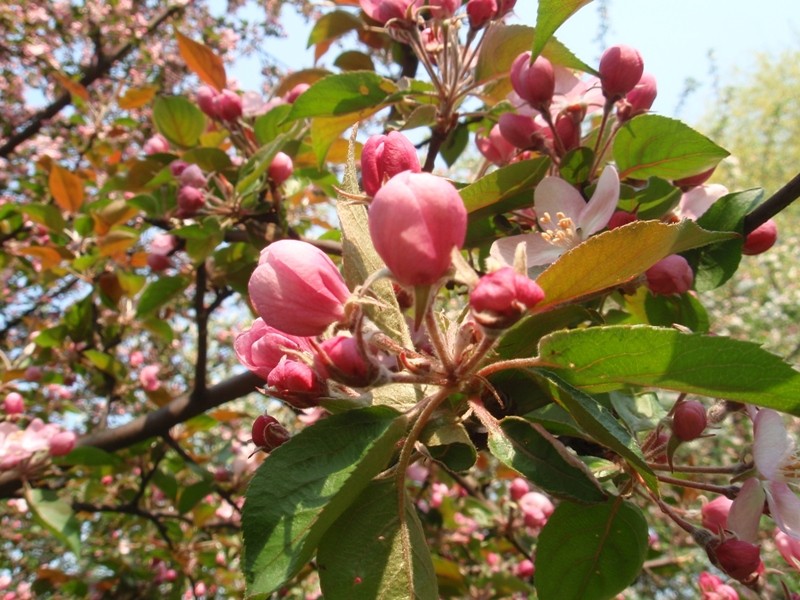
[
  {"left": 470, "top": 267, "right": 545, "bottom": 329},
  {"left": 196, "top": 85, "right": 219, "bottom": 119},
  {"left": 495, "top": 0, "right": 516, "bottom": 18},
  {"left": 268, "top": 152, "right": 294, "bottom": 186},
  {"left": 143, "top": 134, "right": 170, "bottom": 155},
  {"left": 554, "top": 111, "right": 581, "bottom": 152},
  {"left": 170, "top": 160, "right": 189, "bottom": 177},
  {"left": 702, "top": 496, "right": 733, "bottom": 534},
  {"left": 147, "top": 253, "right": 171, "bottom": 272},
  {"left": 251, "top": 415, "right": 291, "bottom": 452},
  {"left": 361, "top": 131, "right": 421, "bottom": 197},
  {"left": 25, "top": 366, "right": 43, "bottom": 381},
  {"left": 607, "top": 210, "right": 637, "bottom": 229},
  {"left": 645, "top": 255, "right": 693, "bottom": 296},
  {"left": 625, "top": 72, "right": 657, "bottom": 113},
  {"left": 284, "top": 83, "right": 310, "bottom": 104},
  {"left": 179, "top": 164, "right": 207, "bottom": 189},
  {"left": 711, "top": 539, "right": 761, "bottom": 581},
  {"left": 498, "top": 112, "right": 550, "bottom": 150},
  {"left": 476, "top": 124, "right": 516, "bottom": 166},
  {"left": 212, "top": 89, "right": 243, "bottom": 121},
  {"left": 519, "top": 491, "right": 554, "bottom": 529},
  {"left": 774, "top": 529, "right": 800, "bottom": 572},
  {"left": 177, "top": 186, "right": 205, "bottom": 215},
  {"left": 599, "top": 44, "right": 644, "bottom": 100},
  {"left": 742, "top": 220, "right": 777, "bottom": 255},
  {"left": 466, "top": 0, "right": 497, "bottom": 29},
  {"left": 49, "top": 430, "right": 77, "bottom": 457},
  {"left": 672, "top": 400, "right": 707, "bottom": 441},
  {"left": 510, "top": 52, "right": 556, "bottom": 108},
  {"left": 267, "top": 356, "right": 327, "bottom": 408},
  {"left": 509, "top": 477, "right": 530, "bottom": 501},
  {"left": 316, "top": 336, "right": 376, "bottom": 387},
  {"left": 3, "top": 392, "right": 24, "bottom": 415},
  {"left": 515, "top": 559, "right": 534, "bottom": 579}
]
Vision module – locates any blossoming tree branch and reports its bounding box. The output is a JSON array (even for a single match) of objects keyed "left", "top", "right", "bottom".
[{"left": 2, "top": 0, "right": 800, "bottom": 598}]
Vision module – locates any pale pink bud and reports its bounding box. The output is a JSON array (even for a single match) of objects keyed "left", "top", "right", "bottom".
[
  {"left": 143, "top": 134, "right": 169, "bottom": 155},
  {"left": 170, "top": 160, "right": 189, "bottom": 177},
  {"left": 742, "top": 220, "right": 777, "bottom": 255},
  {"left": 712, "top": 539, "right": 761, "bottom": 581},
  {"left": 510, "top": 52, "right": 556, "bottom": 108},
  {"left": 470, "top": 267, "right": 545, "bottom": 329},
  {"left": 49, "top": 430, "right": 77, "bottom": 456},
  {"left": 645, "top": 255, "right": 693, "bottom": 296},
  {"left": 129, "top": 351, "right": 145, "bottom": 368},
  {"left": 672, "top": 400, "right": 707, "bottom": 441},
  {"left": 599, "top": 45, "right": 644, "bottom": 100},
  {"left": 101, "top": 475, "right": 114, "bottom": 485},
  {"left": 428, "top": 0, "right": 459, "bottom": 18},
  {"left": 476, "top": 125, "right": 516, "bottom": 165},
  {"left": 251, "top": 414, "right": 290, "bottom": 451},
  {"left": 268, "top": 152, "right": 294, "bottom": 185},
  {"left": 267, "top": 356, "right": 327, "bottom": 408},
  {"left": 369, "top": 171, "right": 467, "bottom": 286},
  {"left": 234, "top": 318, "right": 312, "bottom": 380},
  {"left": 179, "top": 164, "right": 207, "bottom": 188},
  {"left": 212, "top": 89, "right": 243, "bottom": 122},
  {"left": 515, "top": 559, "right": 535, "bottom": 579},
  {"left": 625, "top": 72, "right": 657, "bottom": 113},
  {"left": 284, "top": 83, "right": 310, "bottom": 104},
  {"left": 774, "top": 529, "right": 800, "bottom": 572},
  {"left": 3, "top": 392, "right": 24, "bottom": 414},
  {"left": 702, "top": 496, "right": 733, "bottom": 534},
  {"left": 248, "top": 240, "right": 350, "bottom": 336},
  {"left": 509, "top": 477, "right": 530, "bottom": 501},
  {"left": 177, "top": 186, "right": 205, "bottom": 215},
  {"left": 316, "top": 336, "right": 376, "bottom": 387},
  {"left": 466, "top": 0, "right": 497, "bottom": 29},
  {"left": 498, "top": 112, "right": 550, "bottom": 150},
  {"left": 196, "top": 85, "right": 219, "bottom": 119},
  {"left": 519, "top": 491, "right": 554, "bottom": 529},
  {"left": 150, "top": 233, "right": 177, "bottom": 256},
  {"left": 139, "top": 365, "right": 160, "bottom": 392},
  {"left": 607, "top": 210, "right": 637, "bottom": 229},
  {"left": 361, "top": 131, "right": 421, "bottom": 197}
]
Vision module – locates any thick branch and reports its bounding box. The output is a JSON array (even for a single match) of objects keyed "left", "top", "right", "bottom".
[
  {"left": 743, "top": 171, "right": 800, "bottom": 235},
  {"left": 193, "top": 264, "right": 208, "bottom": 398}
]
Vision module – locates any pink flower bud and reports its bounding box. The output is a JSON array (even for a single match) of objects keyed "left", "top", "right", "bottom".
[
  {"left": 509, "top": 477, "right": 530, "bottom": 501},
  {"left": 599, "top": 45, "right": 644, "bottom": 100},
  {"left": 268, "top": 152, "right": 294, "bottom": 186},
  {"left": 234, "top": 318, "right": 312, "bottom": 380},
  {"left": 554, "top": 111, "right": 581, "bottom": 152},
  {"left": 712, "top": 539, "right": 761, "bottom": 581},
  {"left": 496, "top": 0, "right": 516, "bottom": 17},
  {"left": 129, "top": 351, "right": 144, "bottom": 368},
  {"left": 196, "top": 85, "right": 219, "bottom": 119},
  {"left": 466, "top": 0, "right": 497, "bottom": 29},
  {"left": 702, "top": 496, "right": 733, "bottom": 534},
  {"left": 742, "top": 220, "right": 777, "bottom": 255},
  {"left": 170, "top": 160, "right": 189, "bottom": 177},
  {"left": 143, "top": 134, "right": 170, "bottom": 155},
  {"left": 248, "top": 240, "right": 350, "bottom": 336},
  {"left": 369, "top": 171, "right": 467, "bottom": 287},
  {"left": 3, "top": 392, "right": 24, "bottom": 414},
  {"left": 672, "top": 400, "right": 707, "bottom": 441},
  {"left": 179, "top": 164, "right": 207, "bottom": 189},
  {"left": 774, "top": 529, "right": 800, "bottom": 572},
  {"left": 147, "top": 253, "right": 171, "bottom": 272},
  {"left": 212, "top": 89, "right": 243, "bottom": 122},
  {"left": 267, "top": 356, "right": 327, "bottom": 408},
  {"left": 515, "top": 559, "right": 534, "bottom": 579},
  {"left": 476, "top": 125, "right": 516, "bottom": 166},
  {"left": 607, "top": 210, "right": 637, "bottom": 229},
  {"left": 470, "top": 267, "right": 545, "bottom": 329},
  {"left": 361, "top": 131, "right": 421, "bottom": 197},
  {"left": 359, "top": 0, "right": 418, "bottom": 24},
  {"left": 675, "top": 167, "right": 716, "bottom": 190},
  {"left": 498, "top": 112, "right": 550, "bottom": 150},
  {"left": 519, "top": 491, "right": 554, "bottom": 529},
  {"left": 625, "top": 72, "right": 657, "bottom": 113},
  {"left": 698, "top": 572, "right": 739, "bottom": 600},
  {"left": 316, "top": 336, "right": 376, "bottom": 387},
  {"left": 25, "top": 366, "right": 43, "bottom": 381},
  {"left": 177, "top": 186, "right": 205, "bottom": 215},
  {"left": 150, "top": 233, "right": 177, "bottom": 256},
  {"left": 510, "top": 52, "right": 556, "bottom": 108},
  {"left": 49, "top": 430, "right": 77, "bottom": 457},
  {"left": 645, "top": 255, "right": 693, "bottom": 296},
  {"left": 428, "top": 0, "right": 459, "bottom": 18},
  {"left": 284, "top": 83, "right": 310, "bottom": 104},
  {"left": 139, "top": 365, "right": 160, "bottom": 392},
  {"left": 251, "top": 414, "right": 291, "bottom": 451}
]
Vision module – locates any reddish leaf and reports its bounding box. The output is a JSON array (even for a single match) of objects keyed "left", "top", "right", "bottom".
[{"left": 176, "top": 32, "right": 227, "bottom": 91}]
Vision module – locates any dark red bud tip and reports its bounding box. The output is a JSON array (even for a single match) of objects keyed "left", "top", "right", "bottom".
[
  {"left": 251, "top": 415, "right": 291, "bottom": 451},
  {"left": 672, "top": 400, "right": 707, "bottom": 441}
]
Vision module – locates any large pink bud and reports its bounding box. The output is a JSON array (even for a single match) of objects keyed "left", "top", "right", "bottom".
[
  {"left": 518, "top": 491, "right": 554, "bottom": 529},
  {"left": 743, "top": 220, "right": 777, "bottom": 255},
  {"left": 268, "top": 152, "right": 294, "bottom": 185},
  {"left": 248, "top": 240, "right": 351, "bottom": 337},
  {"left": 476, "top": 125, "right": 516, "bottom": 166},
  {"left": 196, "top": 85, "right": 219, "bottom": 119},
  {"left": 625, "top": 72, "right": 657, "bottom": 112},
  {"left": 510, "top": 52, "right": 555, "bottom": 108},
  {"left": 361, "top": 131, "right": 421, "bottom": 197},
  {"left": 702, "top": 496, "right": 733, "bottom": 534},
  {"left": 251, "top": 414, "right": 291, "bottom": 452},
  {"left": 711, "top": 539, "right": 761, "bottom": 581},
  {"left": 139, "top": 365, "right": 160, "bottom": 391},
  {"left": 179, "top": 164, "right": 207, "bottom": 189},
  {"left": 212, "top": 89, "right": 243, "bottom": 122},
  {"left": 177, "top": 186, "right": 205, "bottom": 215},
  {"left": 3, "top": 392, "right": 24, "bottom": 415},
  {"left": 369, "top": 171, "right": 466, "bottom": 287},
  {"left": 645, "top": 255, "right": 693, "bottom": 296},
  {"left": 316, "top": 335, "right": 376, "bottom": 387},
  {"left": 498, "top": 112, "right": 549, "bottom": 150},
  {"left": 599, "top": 45, "right": 644, "bottom": 100},
  {"left": 143, "top": 134, "right": 170, "bottom": 155},
  {"left": 466, "top": 0, "right": 497, "bottom": 29},
  {"left": 360, "top": 0, "right": 418, "bottom": 24},
  {"left": 267, "top": 356, "right": 327, "bottom": 408},
  {"left": 235, "top": 318, "right": 312, "bottom": 380},
  {"left": 49, "top": 430, "right": 77, "bottom": 457},
  {"left": 509, "top": 477, "right": 530, "bottom": 501},
  {"left": 672, "top": 400, "right": 707, "bottom": 441},
  {"left": 470, "top": 267, "right": 545, "bottom": 329}
]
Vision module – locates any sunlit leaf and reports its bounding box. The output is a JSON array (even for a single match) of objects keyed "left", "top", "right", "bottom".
[
  {"left": 118, "top": 86, "right": 157, "bottom": 109},
  {"left": 532, "top": 0, "right": 593, "bottom": 60},
  {"left": 176, "top": 31, "right": 227, "bottom": 91},
  {"left": 152, "top": 96, "right": 206, "bottom": 148},
  {"left": 49, "top": 164, "right": 85, "bottom": 212}
]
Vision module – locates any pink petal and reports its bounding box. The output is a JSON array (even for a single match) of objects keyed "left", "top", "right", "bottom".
[
  {"left": 728, "top": 477, "right": 765, "bottom": 543},
  {"left": 765, "top": 481, "right": 800, "bottom": 540},
  {"left": 489, "top": 234, "right": 565, "bottom": 268},
  {"left": 534, "top": 176, "right": 586, "bottom": 233},
  {"left": 754, "top": 409, "right": 795, "bottom": 482},
  {"left": 578, "top": 166, "right": 620, "bottom": 237},
  {"left": 678, "top": 183, "right": 728, "bottom": 220}
]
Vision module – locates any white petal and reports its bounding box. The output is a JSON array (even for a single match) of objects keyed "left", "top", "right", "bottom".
[
  {"left": 765, "top": 481, "right": 800, "bottom": 540},
  {"left": 578, "top": 165, "right": 620, "bottom": 237},
  {"left": 728, "top": 477, "right": 765, "bottom": 543},
  {"left": 754, "top": 409, "right": 795, "bottom": 482},
  {"left": 534, "top": 176, "right": 586, "bottom": 233},
  {"left": 489, "top": 234, "right": 565, "bottom": 268}
]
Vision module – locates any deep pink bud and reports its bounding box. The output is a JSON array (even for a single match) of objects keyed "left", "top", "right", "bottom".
[
  {"left": 49, "top": 430, "right": 77, "bottom": 457},
  {"left": 248, "top": 240, "right": 350, "bottom": 337},
  {"left": 607, "top": 210, "right": 637, "bottom": 229},
  {"left": 519, "top": 491, "right": 554, "bottom": 529},
  {"left": 361, "top": 131, "right": 421, "bottom": 197},
  {"left": 284, "top": 83, "right": 310, "bottom": 104},
  {"left": 466, "top": 0, "right": 497, "bottom": 29},
  {"left": 645, "top": 255, "right": 693, "bottom": 296},
  {"left": 515, "top": 559, "right": 534, "bottom": 579},
  {"left": 234, "top": 318, "right": 312, "bottom": 380},
  {"left": 359, "top": 0, "right": 418, "bottom": 24},
  {"left": 712, "top": 539, "right": 761, "bottom": 581},
  {"left": 495, "top": 0, "right": 516, "bottom": 17},
  {"left": 428, "top": 0, "right": 459, "bottom": 18},
  {"left": 498, "top": 112, "right": 550, "bottom": 150},
  {"left": 143, "top": 134, "right": 169, "bottom": 155},
  {"left": 267, "top": 356, "right": 327, "bottom": 408},
  {"left": 470, "top": 267, "right": 545, "bottom": 329},
  {"left": 554, "top": 112, "right": 581, "bottom": 152},
  {"left": 170, "top": 160, "right": 189, "bottom": 177},
  {"left": 674, "top": 167, "right": 716, "bottom": 190},
  {"left": 702, "top": 496, "right": 733, "bottom": 534},
  {"left": 476, "top": 125, "right": 516, "bottom": 165},
  {"left": 369, "top": 171, "right": 467, "bottom": 286},
  {"left": 179, "top": 164, "right": 207, "bottom": 189},
  {"left": 599, "top": 45, "right": 645, "bottom": 100},
  {"left": 196, "top": 85, "right": 219, "bottom": 119},
  {"left": 316, "top": 336, "right": 376, "bottom": 387},
  {"left": 177, "top": 186, "right": 205, "bottom": 215},
  {"left": 212, "top": 89, "right": 243, "bottom": 122},
  {"left": 25, "top": 366, "right": 42, "bottom": 381},
  {"left": 147, "top": 253, "right": 171, "bottom": 272},
  {"left": 251, "top": 414, "right": 291, "bottom": 451},
  {"left": 742, "top": 220, "right": 777, "bottom": 255},
  {"left": 3, "top": 392, "right": 24, "bottom": 415},
  {"left": 139, "top": 365, "right": 160, "bottom": 391},
  {"left": 625, "top": 72, "right": 657, "bottom": 112},
  {"left": 774, "top": 529, "right": 800, "bottom": 572},
  {"left": 510, "top": 52, "right": 555, "bottom": 108},
  {"left": 509, "top": 477, "right": 530, "bottom": 501},
  {"left": 672, "top": 400, "right": 707, "bottom": 441},
  {"left": 268, "top": 152, "right": 294, "bottom": 185},
  {"left": 698, "top": 572, "right": 739, "bottom": 600}
]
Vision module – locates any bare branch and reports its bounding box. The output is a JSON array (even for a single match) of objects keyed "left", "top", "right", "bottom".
[{"left": 743, "top": 171, "right": 800, "bottom": 235}]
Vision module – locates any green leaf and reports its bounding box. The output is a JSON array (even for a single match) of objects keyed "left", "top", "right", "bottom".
[
  {"left": 440, "top": 123, "right": 470, "bottom": 167},
  {"left": 538, "top": 325, "right": 800, "bottom": 417},
  {"left": 460, "top": 157, "right": 550, "bottom": 216},
  {"left": 488, "top": 417, "right": 607, "bottom": 503},
  {"left": 615, "top": 285, "right": 710, "bottom": 333},
  {"left": 423, "top": 421, "right": 477, "bottom": 472},
  {"left": 181, "top": 147, "right": 232, "bottom": 172},
  {"left": 308, "top": 10, "right": 362, "bottom": 48},
  {"left": 135, "top": 275, "right": 189, "bottom": 318},
  {"left": 124, "top": 158, "right": 169, "bottom": 191},
  {"left": 253, "top": 104, "right": 293, "bottom": 146},
  {"left": 236, "top": 132, "right": 294, "bottom": 195},
  {"left": 534, "top": 220, "right": 734, "bottom": 312},
  {"left": 152, "top": 96, "right": 206, "bottom": 148},
  {"left": 532, "top": 0, "right": 593, "bottom": 60},
  {"left": 34, "top": 325, "right": 68, "bottom": 348},
  {"left": 243, "top": 406, "right": 407, "bottom": 598},
  {"left": 535, "top": 498, "right": 648, "bottom": 600},
  {"left": 496, "top": 305, "right": 593, "bottom": 361},
  {"left": 172, "top": 220, "right": 223, "bottom": 262},
  {"left": 22, "top": 203, "right": 66, "bottom": 233},
  {"left": 56, "top": 446, "right": 123, "bottom": 467},
  {"left": 317, "top": 481, "right": 438, "bottom": 600},
  {"left": 334, "top": 51, "right": 375, "bottom": 72},
  {"left": 178, "top": 480, "right": 214, "bottom": 514},
  {"left": 83, "top": 349, "right": 125, "bottom": 378},
  {"left": 27, "top": 488, "right": 81, "bottom": 555},
  {"left": 614, "top": 115, "right": 729, "bottom": 180},
  {"left": 285, "top": 72, "right": 397, "bottom": 121},
  {"left": 617, "top": 176, "right": 681, "bottom": 220},
  {"left": 559, "top": 147, "right": 594, "bottom": 185}
]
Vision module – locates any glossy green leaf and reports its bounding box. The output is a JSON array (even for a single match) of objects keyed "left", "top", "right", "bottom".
[
  {"left": 181, "top": 147, "right": 232, "bottom": 172},
  {"left": 532, "top": 0, "right": 593, "bottom": 60},
  {"left": 534, "top": 220, "right": 734, "bottom": 312},
  {"left": 285, "top": 72, "right": 397, "bottom": 121},
  {"left": 178, "top": 480, "right": 214, "bottom": 514},
  {"left": 335, "top": 51, "right": 375, "bottom": 72},
  {"left": 317, "top": 480, "right": 438, "bottom": 600},
  {"left": 488, "top": 417, "right": 607, "bottom": 503},
  {"left": 34, "top": 325, "right": 67, "bottom": 348},
  {"left": 423, "top": 421, "right": 477, "bottom": 472},
  {"left": 22, "top": 203, "right": 66, "bottom": 233},
  {"left": 460, "top": 157, "right": 550, "bottom": 215},
  {"left": 243, "top": 406, "right": 407, "bottom": 599},
  {"left": 135, "top": 275, "right": 190, "bottom": 318},
  {"left": 617, "top": 177, "right": 681, "bottom": 220},
  {"left": 440, "top": 123, "right": 470, "bottom": 167},
  {"left": 57, "top": 446, "right": 123, "bottom": 467},
  {"left": 27, "top": 488, "right": 81, "bottom": 555},
  {"left": 310, "top": 111, "right": 380, "bottom": 166},
  {"left": 538, "top": 325, "right": 800, "bottom": 416},
  {"left": 614, "top": 115, "right": 729, "bottom": 180},
  {"left": 611, "top": 285, "right": 709, "bottom": 332},
  {"left": 496, "top": 305, "right": 592, "bottom": 361},
  {"left": 535, "top": 498, "right": 648, "bottom": 600},
  {"left": 253, "top": 104, "right": 293, "bottom": 146},
  {"left": 152, "top": 96, "right": 205, "bottom": 148},
  {"left": 172, "top": 220, "right": 223, "bottom": 262},
  {"left": 308, "top": 10, "right": 362, "bottom": 48},
  {"left": 559, "top": 147, "right": 594, "bottom": 185}
]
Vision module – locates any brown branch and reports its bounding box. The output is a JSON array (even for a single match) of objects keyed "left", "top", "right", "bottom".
[
  {"left": 743, "top": 171, "right": 800, "bottom": 235},
  {"left": 193, "top": 264, "right": 208, "bottom": 398}
]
